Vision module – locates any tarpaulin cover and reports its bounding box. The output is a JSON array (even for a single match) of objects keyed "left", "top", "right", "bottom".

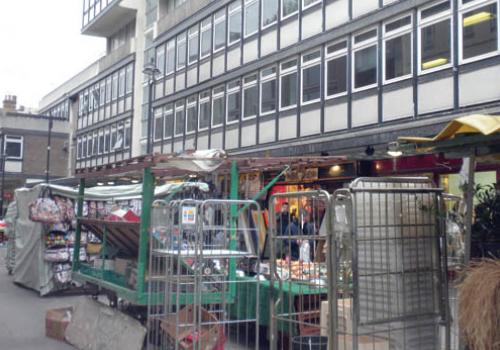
[{"left": 11, "top": 181, "right": 208, "bottom": 295}]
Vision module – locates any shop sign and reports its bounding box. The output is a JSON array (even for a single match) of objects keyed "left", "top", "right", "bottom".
[
  {"left": 182, "top": 206, "right": 197, "bottom": 225},
  {"left": 285, "top": 168, "right": 318, "bottom": 182}
]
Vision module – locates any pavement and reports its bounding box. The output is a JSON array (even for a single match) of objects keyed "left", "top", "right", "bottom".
[{"left": 0, "top": 246, "right": 82, "bottom": 350}]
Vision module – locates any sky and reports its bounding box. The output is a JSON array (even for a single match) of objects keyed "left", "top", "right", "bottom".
[{"left": 0, "top": 0, "right": 105, "bottom": 110}]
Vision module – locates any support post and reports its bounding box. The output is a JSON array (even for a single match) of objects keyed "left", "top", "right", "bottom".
[
  {"left": 229, "top": 161, "right": 238, "bottom": 298},
  {"left": 137, "top": 167, "right": 154, "bottom": 295},
  {"left": 72, "top": 178, "right": 85, "bottom": 272},
  {"left": 463, "top": 154, "right": 475, "bottom": 266},
  {"left": 46, "top": 117, "right": 53, "bottom": 183}
]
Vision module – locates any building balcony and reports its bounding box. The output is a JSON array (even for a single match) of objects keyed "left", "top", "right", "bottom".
[{"left": 82, "top": 0, "right": 137, "bottom": 37}]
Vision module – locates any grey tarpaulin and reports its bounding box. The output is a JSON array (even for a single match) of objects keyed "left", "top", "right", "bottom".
[{"left": 11, "top": 181, "right": 209, "bottom": 296}]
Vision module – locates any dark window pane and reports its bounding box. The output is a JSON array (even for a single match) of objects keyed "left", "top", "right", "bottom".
[
  {"left": 188, "top": 34, "right": 199, "bottom": 63},
  {"left": 175, "top": 110, "right": 185, "bottom": 135},
  {"left": 213, "top": 97, "right": 225, "bottom": 125},
  {"left": 227, "top": 91, "right": 241, "bottom": 122},
  {"left": 261, "top": 79, "right": 276, "bottom": 113},
  {"left": 283, "top": 0, "right": 298, "bottom": 17},
  {"left": 302, "top": 64, "right": 321, "bottom": 102},
  {"left": 244, "top": 86, "right": 258, "bottom": 118},
  {"left": 421, "top": 1, "right": 450, "bottom": 19},
  {"left": 262, "top": 0, "right": 278, "bottom": 26},
  {"left": 229, "top": 9, "right": 242, "bottom": 43},
  {"left": 187, "top": 106, "right": 197, "bottom": 132},
  {"left": 5, "top": 141, "right": 21, "bottom": 158},
  {"left": 421, "top": 19, "right": 451, "bottom": 70},
  {"left": 201, "top": 27, "right": 212, "bottom": 56},
  {"left": 354, "top": 45, "right": 377, "bottom": 88},
  {"left": 385, "top": 33, "right": 412, "bottom": 80},
  {"left": 164, "top": 113, "right": 173, "bottom": 137},
  {"left": 155, "top": 117, "right": 164, "bottom": 140},
  {"left": 463, "top": 4, "right": 498, "bottom": 60},
  {"left": 281, "top": 72, "right": 297, "bottom": 108},
  {"left": 199, "top": 102, "right": 210, "bottom": 129},
  {"left": 327, "top": 56, "right": 347, "bottom": 96}
]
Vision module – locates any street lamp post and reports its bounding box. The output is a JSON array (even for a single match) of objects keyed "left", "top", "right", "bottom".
[
  {"left": 142, "top": 60, "right": 161, "bottom": 155},
  {"left": 46, "top": 115, "right": 53, "bottom": 183}
]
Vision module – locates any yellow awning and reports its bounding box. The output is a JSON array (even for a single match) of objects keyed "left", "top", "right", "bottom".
[{"left": 399, "top": 114, "right": 500, "bottom": 143}]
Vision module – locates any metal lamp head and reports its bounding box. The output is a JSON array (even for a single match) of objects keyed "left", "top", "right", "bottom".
[{"left": 142, "top": 61, "right": 161, "bottom": 81}]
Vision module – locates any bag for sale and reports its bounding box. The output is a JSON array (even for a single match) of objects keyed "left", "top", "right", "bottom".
[{"left": 29, "top": 187, "right": 62, "bottom": 224}]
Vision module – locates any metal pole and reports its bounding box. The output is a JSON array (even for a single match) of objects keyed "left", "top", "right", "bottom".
[
  {"left": 137, "top": 166, "right": 154, "bottom": 295},
  {"left": 46, "top": 117, "right": 53, "bottom": 183},
  {"left": 228, "top": 161, "right": 238, "bottom": 299},
  {"left": 72, "top": 178, "right": 85, "bottom": 272},
  {"left": 146, "top": 79, "right": 153, "bottom": 154},
  {"left": 463, "top": 154, "right": 475, "bottom": 266}
]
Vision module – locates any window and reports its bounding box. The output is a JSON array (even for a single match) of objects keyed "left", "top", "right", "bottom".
[
  {"left": 156, "top": 45, "right": 166, "bottom": 76},
  {"left": 384, "top": 15, "right": 412, "bottom": 82},
  {"left": 105, "top": 77, "right": 112, "bottom": 104},
  {"left": 303, "top": 0, "right": 321, "bottom": 10},
  {"left": 214, "top": 9, "right": 226, "bottom": 52},
  {"left": 110, "top": 126, "right": 117, "bottom": 151},
  {"left": 460, "top": 2, "right": 498, "bottom": 61},
  {"left": 175, "top": 101, "right": 185, "bottom": 136},
  {"left": 4, "top": 136, "right": 23, "bottom": 159},
  {"left": 82, "top": 136, "right": 88, "bottom": 158},
  {"left": 301, "top": 50, "right": 321, "bottom": 103},
  {"left": 280, "top": 59, "right": 298, "bottom": 109},
  {"left": 262, "top": 0, "right": 278, "bottom": 28},
  {"left": 104, "top": 128, "right": 110, "bottom": 153},
  {"left": 177, "top": 33, "right": 187, "bottom": 70},
  {"left": 199, "top": 91, "right": 211, "bottom": 130},
  {"left": 93, "top": 132, "right": 98, "bottom": 155},
  {"left": 124, "top": 120, "right": 131, "bottom": 148},
  {"left": 126, "top": 64, "right": 133, "bottom": 94},
  {"left": 260, "top": 66, "right": 277, "bottom": 114},
  {"left": 200, "top": 18, "right": 212, "bottom": 58},
  {"left": 419, "top": 1, "right": 452, "bottom": 72},
  {"left": 77, "top": 138, "right": 82, "bottom": 160},
  {"left": 227, "top": 80, "right": 241, "bottom": 123},
  {"left": 166, "top": 40, "right": 175, "bottom": 74},
  {"left": 245, "top": 0, "right": 259, "bottom": 37},
  {"left": 243, "top": 74, "right": 258, "bottom": 119},
  {"left": 99, "top": 81, "right": 106, "bottom": 107},
  {"left": 212, "top": 86, "right": 225, "bottom": 127},
  {"left": 164, "top": 105, "right": 174, "bottom": 138},
  {"left": 188, "top": 26, "right": 199, "bottom": 64},
  {"left": 112, "top": 72, "right": 118, "bottom": 100},
  {"left": 282, "top": 0, "right": 299, "bottom": 18},
  {"left": 186, "top": 95, "right": 197, "bottom": 134},
  {"left": 229, "top": 1, "right": 242, "bottom": 45},
  {"left": 326, "top": 40, "right": 348, "bottom": 97},
  {"left": 154, "top": 108, "right": 164, "bottom": 141},
  {"left": 114, "top": 124, "right": 123, "bottom": 151},
  {"left": 353, "top": 28, "right": 378, "bottom": 90},
  {"left": 118, "top": 68, "right": 126, "bottom": 97},
  {"left": 98, "top": 130, "right": 104, "bottom": 154}
]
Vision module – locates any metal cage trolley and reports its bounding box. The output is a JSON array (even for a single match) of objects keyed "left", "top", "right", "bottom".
[
  {"left": 147, "top": 198, "right": 263, "bottom": 350},
  {"left": 332, "top": 177, "right": 450, "bottom": 350}
]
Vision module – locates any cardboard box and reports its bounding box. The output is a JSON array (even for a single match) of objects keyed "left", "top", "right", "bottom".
[{"left": 46, "top": 307, "right": 73, "bottom": 341}]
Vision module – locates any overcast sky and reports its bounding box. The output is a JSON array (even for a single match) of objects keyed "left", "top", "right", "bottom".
[{"left": 0, "top": 0, "right": 105, "bottom": 110}]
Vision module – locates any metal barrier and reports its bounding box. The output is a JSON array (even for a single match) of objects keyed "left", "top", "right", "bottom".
[
  {"left": 269, "top": 190, "right": 335, "bottom": 350},
  {"left": 147, "top": 198, "right": 262, "bottom": 350}
]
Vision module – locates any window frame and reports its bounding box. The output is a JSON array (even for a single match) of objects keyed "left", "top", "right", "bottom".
[
  {"left": 458, "top": 0, "right": 500, "bottom": 64},
  {"left": 281, "top": 0, "right": 299, "bottom": 20},
  {"left": 244, "top": 0, "right": 259, "bottom": 38},
  {"left": 243, "top": 74, "right": 258, "bottom": 120},
  {"left": 164, "top": 104, "right": 174, "bottom": 139},
  {"left": 4, "top": 135, "right": 23, "bottom": 160},
  {"left": 174, "top": 100, "right": 186, "bottom": 137},
  {"left": 301, "top": 49, "right": 322, "bottom": 105},
  {"left": 211, "top": 86, "right": 225, "bottom": 128},
  {"left": 262, "top": 0, "right": 279, "bottom": 29},
  {"left": 154, "top": 108, "right": 164, "bottom": 142},
  {"left": 325, "top": 39, "right": 348, "bottom": 99},
  {"left": 188, "top": 25, "right": 200, "bottom": 65},
  {"left": 352, "top": 27, "right": 379, "bottom": 92},
  {"left": 418, "top": 0, "right": 453, "bottom": 75},
  {"left": 166, "top": 40, "right": 176, "bottom": 75},
  {"left": 186, "top": 95, "right": 198, "bottom": 135},
  {"left": 383, "top": 14, "right": 414, "bottom": 84},
  {"left": 259, "top": 66, "right": 278, "bottom": 116},
  {"left": 213, "top": 9, "right": 227, "bottom": 53},
  {"left": 302, "top": 0, "right": 321, "bottom": 11},
  {"left": 226, "top": 79, "right": 242, "bottom": 124},
  {"left": 200, "top": 18, "right": 213, "bottom": 59},
  {"left": 279, "top": 58, "right": 299, "bottom": 111},
  {"left": 176, "top": 32, "right": 187, "bottom": 71},
  {"left": 198, "top": 91, "right": 211, "bottom": 131},
  {"left": 228, "top": 1, "right": 243, "bottom": 46}
]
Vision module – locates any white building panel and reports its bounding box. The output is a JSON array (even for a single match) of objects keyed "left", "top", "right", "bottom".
[
  {"left": 383, "top": 86, "right": 413, "bottom": 121},
  {"left": 302, "top": 9, "right": 323, "bottom": 39},
  {"left": 199, "top": 61, "right": 211, "bottom": 82},
  {"left": 418, "top": 77, "right": 453, "bottom": 114},
  {"left": 197, "top": 135, "right": 209, "bottom": 150},
  {"left": 300, "top": 108, "right": 321, "bottom": 136},
  {"left": 325, "top": 0, "right": 349, "bottom": 30},
  {"left": 259, "top": 119, "right": 275, "bottom": 143},
  {"left": 460, "top": 66, "right": 500, "bottom": 107},
  {"left": 225, "top": 128, "right": 239, "bottom": 149},
  {"left": 227, "top": 47, "right": 241, "bottom": 71},
  {"left": 280, "top": 20, "right": 299, "bottom": 48},
  {"left": 211, "top": 130, "right": 223, "bottom": 149},
  {"left": 244, "top": 39, "right": 259, "bottom": 64},
  {"left": 261, "top": 30, "right": 277, "bottom": 57},
  {"left": 324, "top": 102, "right": 348, "bottom": 131},
  {"left": 241, "top": 124, "right": 256, "bottom": 147},
  {"left": 279, "top": 114, "right": 297, "bottom": 140},
  {"left": 352, "top": 94, "right": 378, "bottom": 127},
  {"left": 353, "top": 0, "right": 379, "bottom": 18},
  {"left": 175, "top": 73, "right": 185, "bottom": 92},
  {"left": 212, "top": 54, "right": 226, "bottom": 77},
  {"left": 187, "top": 67, "right": 198, "bottom": 87}
]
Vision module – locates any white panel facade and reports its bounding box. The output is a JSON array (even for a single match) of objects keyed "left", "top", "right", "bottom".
[
  {"left": 460, "top": 66, "right": 500, "bottom": 107},
  {"left": 325, "top": 0, "right": 349, "bottom": 30},
  {"left": 185, "top": 137, "right": 195, "bottom": 150},
  {"left": 243, "top": 39, "right": 259, "bottom": 64},
  {"left": 300, "top": 108, "right": 321, "bottom": 136},
  {"left": 165, "top": 78, "right": 174, "bottom": 96},
  {"left": 383, "top": 87, "right": 413, "bottom": 121},
  {"left": 175, "top": 74, "right": 185, "bottom": 91},
  {"left": 352, "top": 0, "right": 379, "bottom": 18},
  {"left": 324, "top": 102, "right": 348, "bottom": 131},
  {"left": 187, "top": 67, "right": 198, "bottom": 87},
  {"left": 261, "top": 30, "right": 277, "bottom": 57},
  {"left": 227, "top": 47, "right": 241, "bottom": 71},
  {"left": 302, "top": 9, "right": 323, "bottom": 39},
  {"left": 241, "top": 124, "right": 256, "bottom": 147},
  {"left": 418, "top": 78, "right": 454, "bottom": 114},
  {"left": 280, "top": 20, "right": 299, "bottom": 48},
  {"left": 173, "top": 141, "right": 183, "bottom": 152},
  {"left": 199, "top": 61, "right": 211, "bottom": 82},
  {"left": 279, "top": 114, "right": 297, "bottom": 140},
  {"left": 197, "top": 135, "right": 209, "bottom": 150},
  {"left": 259, "top": 119, "right": 275, "bottom": 143},
  {"left": 225, "top": 128, "right": 239, "bottom": 149},
  {"left": 212, "top": 54, "right": 226, "bottom": 77},
  {"left": 352, "top": 94, "right": 378, "bottom": 127},
  {"left": 211, "top": 131, "right": 223, "bottom": 149}
]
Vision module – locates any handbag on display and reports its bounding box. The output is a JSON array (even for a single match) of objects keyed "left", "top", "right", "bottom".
[{"left": 29, "top": 187, "right": 63, "bottom": 224}]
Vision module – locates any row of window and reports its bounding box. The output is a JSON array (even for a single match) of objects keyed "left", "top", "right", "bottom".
[
  {"left": 43, "top": 100, "right": 70, "bottom": 120},
  {"left": 155, "top": 0, "right": 324, "bottom": 76},
  {"left": 77, "top": 63, "right": 134, "bottom": 130},
  {"left": 76, "top": 120, "right": 131, "bottom": 160},
  {"left": 151, "top": 0, "right": 500, "bottom": 138},
  {"left": 82, "top": 0, "right": 113, "bottom": 27}
]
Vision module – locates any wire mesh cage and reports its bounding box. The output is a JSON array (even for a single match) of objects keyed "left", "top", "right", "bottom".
[
  {"left": 268, "top": 190, "right": 335, "bottom": 350},
  {"left": 332, "top": 177, "right": 450, "bottom": 350},
  {"left": 147, "top": 198, "right": 263, "bottom": 350}
]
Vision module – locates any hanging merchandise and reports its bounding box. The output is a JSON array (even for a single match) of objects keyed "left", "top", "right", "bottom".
[{"left": 29, "top": 187, "right": 63, "bottom": 224}]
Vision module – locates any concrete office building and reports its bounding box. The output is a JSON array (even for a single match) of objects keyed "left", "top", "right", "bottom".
[
  {"left": 149, "top": 0, "right": 500, "bottom": 159},
  {"left": 40, "top": 0, "right": 148, "bottom": 172}
]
